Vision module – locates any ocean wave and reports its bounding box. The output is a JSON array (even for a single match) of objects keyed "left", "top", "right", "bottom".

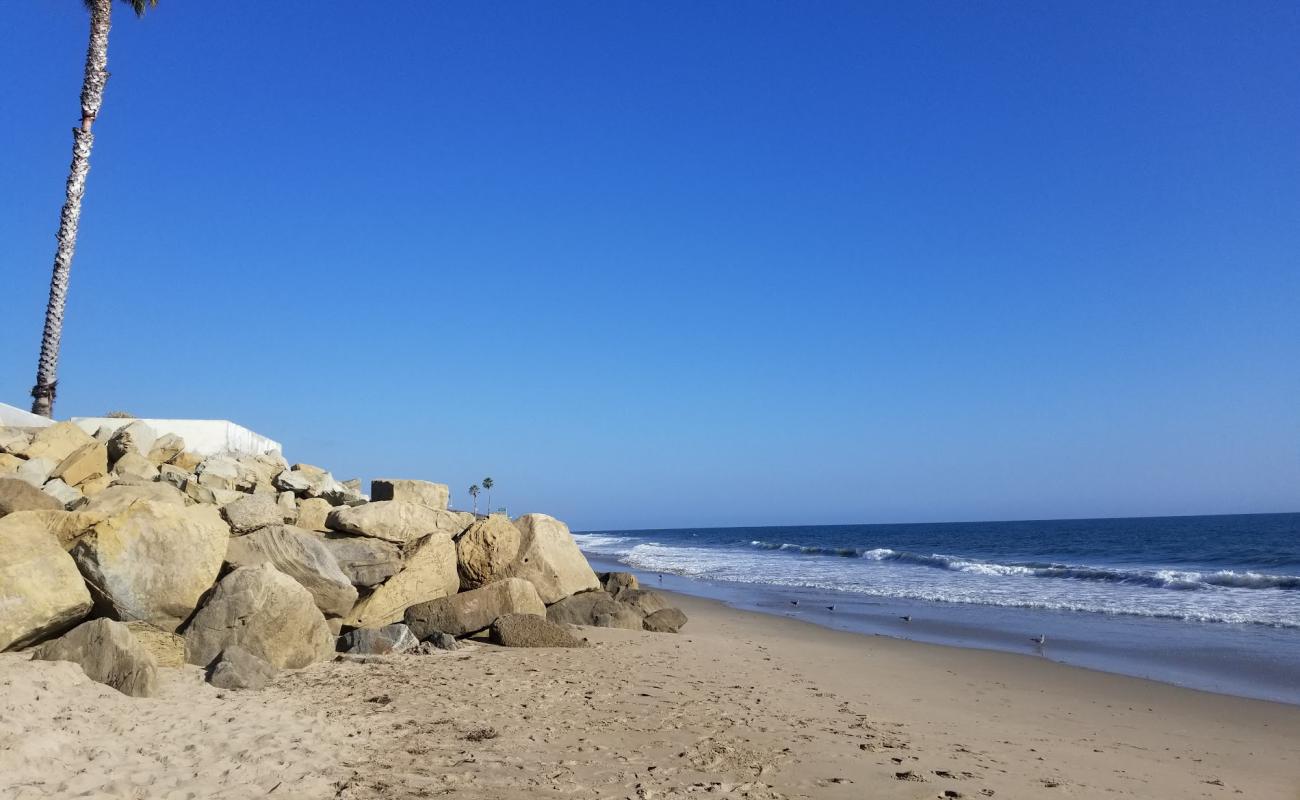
[{"left": 745, "top": 541, "right": 1299, "bottom": 592}]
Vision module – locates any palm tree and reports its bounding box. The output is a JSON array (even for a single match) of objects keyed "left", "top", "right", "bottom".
[
  {"left": 482, "top": 477, "right": 494, "bottom": 514},
  {"left": 31, "top": 0, "right": 158, "bottom": 417},
  {"left": 468, "top": 484, "right": 480, "bottom": 515}
]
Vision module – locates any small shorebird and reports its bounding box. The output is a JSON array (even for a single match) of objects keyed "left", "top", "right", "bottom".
[
  {"left": 790, "top": 600, "right": 799, "bottom": 606},
  {"left": 825, "top": 605, "right": 836, "bottom": 612},
  {"left": 1031, "top": 634, "right": 1047, "bottom": 646},
  {"left": 899, "top": 615, "right": 911, "bottom": 623}
]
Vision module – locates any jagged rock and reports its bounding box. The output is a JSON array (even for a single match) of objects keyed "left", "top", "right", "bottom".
[
  {"left": 196, "top": 457, "right": 240, "bottom": 491},
  {"left": 0, "top": 476, "right": 63, "bottom": 517},
  {"left": 77, "top": 474, "right": 113, "bottom": 497},
  {"left": 15, "top": 456, "right": 57, "bottom": 487},
  {"left": 0, "top": 427, "right": 32, "bottom": 455},
  {"left": 295, "top": 497, "right": 332, "bottom": 531},
  {"left": 273, "top": 469, "right": 312, "bottom": 495},
  {"left": 210, "top": 488, "right": 242, "bottom": 505},
  {"left": 546, "top": 590, "right": 641, "bottom": 629},
  {"left": 106, "top": 421, "right": 157, "bottom": 464},
  {"left": 221, "top": 494, "right": 282, "bottom": 534},
  {"left": 342, "top": 533, "right": 458, "bottom": 628},
  {"left": 182, "top": 479, "right": 216, "bottom": 505},
  {"left": 456, "top": 515, "right": 521, "bottom": 590},
  {"left": 0, "top": 508, "right": 94, "bottom": 550},
  {"left": 207, "top": 645, "right": 278, "bottom": 690},
  {"left": 224, "top": 525, "right": 358, "bottom": 616},
  {"left": 316, "top": 532, "right": 402, "bottom": 587},
  {"left": 158, "top": 463, "right": 190, "bottom": 489},
  {"left": 404, "top": 577, "right": 545, "bottom": 639},
  {"left": 370, "top": 479, "right": 449, "bottom": 510},
  {"left": 81, "top": 482, "right": 187, "bottom": 520},
  {"left": 642, "top": 607, "right": 688, "bottom": 633},
  {"left": 19, "top": 421, "right": 95, "bottom": 463},
  {"left": 0, "top": 514, "right": 93, "bottom": 650},
  {"left": 33, "top": 618, "right": 158, "bottom": 697},
  {"left": 146, "top": 433, "right": 185, "bottom": 465},
  {"left": 71, "top": 501, "right": 229, "bottom": 631},
  {"left": 489, "top": 613, "right": 584, "bottom": 648},
  {"left": 184, "top": 563, "right": 335, "bottom": 669},
  {"left": 49, "top": 441, "right": 108, "bottom": 488},
  {"left": 171, "top": 451, "right": 204, "bottom": 472},
  {"left": 599, "top": 571, "right": 639, "bottom": 595},
  {"left": 41, "top": 478, "right": 84, "bottom": 509},
  {"left": 338, "top": 623, "right": 419, "bottom": 655},
  {"left": 277, "top": 491, "right": 298, "bottom": 523},
  {"left": 110, "top": 451, "right": 158, "bottom": 481},
  {"left": 614, "top": 588, "right": 672, "bottom": 617},
  {"left": 326, "top": 501, "right": 471, "bottom": 545},
  {"left": 421, "top": 632, "right": 460, "bottom": 651},
  {"left": 124, "top": 620, "right": 186, "bottom": 668},
  {"left": 502, "top": 514, "right": 600, "bottom": 604}
]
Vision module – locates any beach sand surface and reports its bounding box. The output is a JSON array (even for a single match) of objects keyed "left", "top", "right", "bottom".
[{"left": 2, "top": 591, "right": 1296, "bottom": 799}]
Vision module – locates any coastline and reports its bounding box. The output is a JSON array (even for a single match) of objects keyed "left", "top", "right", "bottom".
[{"left": 4, "top": 585, "right": 1297, "bottom": 798}]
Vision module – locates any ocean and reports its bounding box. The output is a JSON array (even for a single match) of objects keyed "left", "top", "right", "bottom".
[{"left": 575, "top": 513, "right": 1300, "bottom": 704}]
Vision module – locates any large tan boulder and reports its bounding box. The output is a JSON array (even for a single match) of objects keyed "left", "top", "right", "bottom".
[
  {"left": 110, "top": 451, "right": 159, "bottom": 482},
  {"left": 184, "top": 563, "right": 335, "bottom": 669},
  {"left": 15, "top": 456, "right": 57, "bottom": 487},
  {"left": 0, "top": 427, "right": 32, "bottom": 455},
  {"left": 404, "top": 577, "right": 545, "bottom": 638},
  {"left": 146, "top": 433, "right": 185, "bottom": 465},
  {"left": 294, "top": 497, "right": 332, "bottom": 531},
  {"left": 342, "top": 533, "right": 458, "bottom": 628},
  {"left": 220, "top": 494, "right": 282, "bottom": 534},
  {"left": 80, "top": 481, "right": 187, "bottom": 521},
  {"left": 0, "top": 509, "right": 95, "bottom": 550},
  {"left": 326, "top": 501, "right": 472, "bottom": 545},
  {"left": 124, "top": 620, "right": 186, "bottom": 668},
  {"left": 0, "top": 453, "right": 24, "bottom": 476},
  {"left": 489, "top": 613, "right": 584, "bottom": 648},
  {"left": 369, "top": 479, "right": 449, "bottom": 510},
  {"left": 70, "top": 501, "right": 229, "bottom": 631},
  {"left": 224, "top": 525, "right": 358, "bottom": 616},
  {"left": 50, "top": 441, "right": 108, "bottom": 487},
  {"left": 106, "top": 421, "right": 157, "bottom": 464},
  {"left": 0, "top": 476, "right": 63, "bottom": 517},
  {"left": 315, "top": 531, "right": 402, "bottom": 587},
  {"left": 33, "top": 618, "right": 158, "bottom": 697},
  {"left": 456, "top": 515, "right": 521, "bottom": 590},
  {"left": 546, "top": 590, "right": 641, "bottom": 630},
  {"left": 0, "top": 515, "right": 93, "bottom": 650},
  {"left": 502, "top": 514, "right": 600, "bottom": 604},
  {"left": 19, "top": 421, "right": 94, "bottom": 463}
]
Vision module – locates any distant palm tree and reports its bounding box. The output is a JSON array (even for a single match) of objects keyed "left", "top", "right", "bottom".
[
  {"left": 31, "top": 0, "right": 158, "bottom": 417},
  {"left": 468, "top": 484, "right": 480, "bottom": 514},
  {"left": 482, "top": 477, "right": 494, "bottom": 513}
]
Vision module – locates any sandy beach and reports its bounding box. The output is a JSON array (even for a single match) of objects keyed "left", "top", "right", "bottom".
[{"left": 2, "top": 590, "right": 1295, "bottom": 800}]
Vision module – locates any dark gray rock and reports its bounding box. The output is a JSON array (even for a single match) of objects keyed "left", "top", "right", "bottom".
[
  {"left": 598, "top": 571, "right": 639, "bottom": 595},
  {"left": 338, "top": 623, "right": 419, "bottom": 655},
  {"left": 489, "top": 613, "right": 584, "bottom": 648},
  {"left": 33, "top": 618, "right": 158, "bottom": 697},
  {"left": 315, "top": 531, "right": 403, "bottom": 587},
  {"left": 615, "top": 588, "right": 672, "bottom": 617},
  {"left": 208, "top": 645, "right": 278, "bottom": 690}
]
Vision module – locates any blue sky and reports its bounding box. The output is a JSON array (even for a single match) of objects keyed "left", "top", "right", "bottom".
[{"left": 2, "top": 2, "right": 1297, "bottom": 529}]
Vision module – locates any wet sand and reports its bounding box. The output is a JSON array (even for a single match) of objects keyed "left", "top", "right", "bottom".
[{"left": 2, "top": 590, "right": 1296, "bottom": 799}]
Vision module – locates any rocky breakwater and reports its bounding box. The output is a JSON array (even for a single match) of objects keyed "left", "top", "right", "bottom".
[{"left": 0, "top": 419, "right": 687, "bottom": 698}]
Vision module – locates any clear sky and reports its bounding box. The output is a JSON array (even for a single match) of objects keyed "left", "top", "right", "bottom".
[{"left": 2, "top": 2, "right": 1297, "bottom": 530}]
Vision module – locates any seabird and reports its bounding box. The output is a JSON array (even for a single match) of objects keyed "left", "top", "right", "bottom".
[
  {"left": 1031, "top": 634, "right": 1046, "bottom": 646},
  {"left": 790, "top": 600, "right": 799, "bottom": 606},
  {"left": 825, "top": 605, "right": 836, "bottom": 612},
  {"left": 899, "top": 615, "right": 911, "bottom": 622}
]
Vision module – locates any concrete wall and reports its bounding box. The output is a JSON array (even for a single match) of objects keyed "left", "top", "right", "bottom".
[
  {"left": 0, "top": 402, "right": 56, "bottom": 429},
  {"left": 70, "top": 417, "right": 282, "bottom": 457}
]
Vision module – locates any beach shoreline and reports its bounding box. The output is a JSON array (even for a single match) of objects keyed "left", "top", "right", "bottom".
[{"left": 4, "top": 584, "right": 1297, "bottom": 799}]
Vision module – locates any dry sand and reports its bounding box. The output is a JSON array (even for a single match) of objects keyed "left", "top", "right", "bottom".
[{"left": 2, "top": 591, "right": 1297, "bottom": 799}]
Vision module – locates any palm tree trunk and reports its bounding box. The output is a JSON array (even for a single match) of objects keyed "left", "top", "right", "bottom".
[{"left": 32, "top": 0, "right": 112, "bottom": 417}]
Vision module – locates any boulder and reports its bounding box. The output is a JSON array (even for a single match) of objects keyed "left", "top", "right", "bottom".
[
  {"left": 184, "top": 563, "right": 335, "bottom": 669},
  {"left": 599, "top": 571, "right": 639, "bottom": 595},
  {"left": 221, "top": 494, "right": 282, "bottom": 534},
  {"left": 370, "top": 479, "right": 449, "bottom": 510},
  {"left": 0, "top": 514, "right": 93, "bottom": 650},
  {"left": 33, "top": 618, "right": 158, "bottom": 697},
  {"left": 0, "top": 427, "right": 32, "bottom": 455},
  {"left": 341, "top": 533, "right": 458, "bottom": 628},
  {"left": 181, "top": 478, "right": 217, "bottom": 505},
  {"left": 106, "top": 421, "right": 157, "bottom": 464},
  {"left": 171, "top": 451, "right": 204, "bottom": 472},
  {"left": 338, "top": 623, "right": 419, "bottom": 655},
  {"left": 146, "top": 433, "right": 185, "bottom": 465},
  {"left": 15, "top": 456, "right": 57, "bottom": 487},
  {"left": 326, "top": 501, "right": 471, "bottom": 545},
  {"left": 210, "top": 487, "right": 242, "bottom": 505},
  {"left": 272, "top": 469, "right": 313, "bottom": 495},
  {"left": 77, "top": 474, "right": 113, "bottom": 497},
  {"left": 124, "top": 620, "right": 186, "bottom": 668},
  {"left": 20, "top": 421, "right": 95, "bottom": 463},
  {"left": 49, "top": 441, "right": 108, "bottom": 488},
  {"left": 196, "top": 457, "right": 240, "bottom": 492},
  {"left": 110, "top": 451, "right": 159, "bottom": 482},
  {"left": 157, "top": 463, "right": 190, "bottom": 490},
  {"left": 277, "top": 491, "right": 298, "bottom": 523},
  {"left": 224, "top": 525, "right": 358, "bottom": 617},
  {"left": 456, "top": 515, "right": 521, "bottom": 590},
  {"left": 0, "top": 508, "right": 94, "bottom": 550},
  {"left": 642, "top": 607, "right": 688, "bottom": 633},
  {"left": 0, "top": 453, "right": 24, "bottom": 476},
  {"left": 80, "top": 481, "right": 187, "bottom": 520},
  {"left": 294, "top": 497, "right": 332, "bottom": 531},
  {"left": 404, "top": 577, "right": 545, "bottom": 639},
  {"left": 0, "top": 476, "right": 63, "bottom": 517},
  {"left": 207, "top": 645, "right": 278, "bottom": 690},
  {"left": 614, "top": 588, "right": 672, "bottom": 618},
  {"left": 421, "top": 631, "right": 460, "bottom": 651},
  {"left": 41, "top": 478, "right": 83, "bottom": 509},
  {"left": 545, "top": 590, "right": 641, "bottom": 629},
  {"left": 71, "top": 501, "right": 229, "bottom": 631},
  {"left": 490, "top": 613, "right": 584, "bottom": 647},
  {"left": 316, "top": 532, "right": 402, "bottom": 587},
  {"left": 502, "top": 514, "right": 600, "bottom": 604}
]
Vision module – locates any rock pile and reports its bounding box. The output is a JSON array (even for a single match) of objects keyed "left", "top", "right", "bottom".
[{"left": 0, "top": 419, "right": 687, "bottom": 698}]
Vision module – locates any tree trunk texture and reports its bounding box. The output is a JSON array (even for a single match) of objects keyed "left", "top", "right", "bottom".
[{"left": 32, "top": 0, "right": 112, "bottom": 417}]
